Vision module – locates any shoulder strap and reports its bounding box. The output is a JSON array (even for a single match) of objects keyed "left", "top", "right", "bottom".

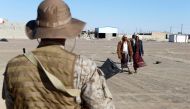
[{"left": 24, "top": 52, "right": 81, "bottom": 97}]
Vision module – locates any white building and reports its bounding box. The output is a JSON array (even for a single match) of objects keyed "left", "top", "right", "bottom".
[
  {"left": 0, "top": 18, "right": 5, "bottom": 24},
  {"left": 169, "top": 34, "right": 188, "bottom": 43},
  {"left": 95, "top": 27, "right": 118, "bottom": 38}
]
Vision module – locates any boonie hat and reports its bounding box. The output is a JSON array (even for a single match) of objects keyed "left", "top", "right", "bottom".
[{"left": 26, "top": 0, "right": 86, "bottom": 39}]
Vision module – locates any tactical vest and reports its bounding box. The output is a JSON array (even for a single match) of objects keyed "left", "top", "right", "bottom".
[{"left": 6, "top": 45, "right": 80, "bottom": 109}]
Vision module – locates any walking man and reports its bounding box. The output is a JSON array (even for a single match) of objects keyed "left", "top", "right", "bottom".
[
  {"left": 131, "top": 35, "right": 145, "bottom": 73},
  {"left": 117, "top": 35, "right": 133, "bottom": 74}
]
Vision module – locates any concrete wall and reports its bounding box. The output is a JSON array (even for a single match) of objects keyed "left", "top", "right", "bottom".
[
  {"left": 139, "top": 32, "right": 168, "bottom": 41},
  {"left": 0, "top": 23, "right": 27, "bottom": 39},
  {"left": 152, "top": 32, "right": 167, "bottom": 40}
]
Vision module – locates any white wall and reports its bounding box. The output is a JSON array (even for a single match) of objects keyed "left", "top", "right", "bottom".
[
  {"left": 97, "top": 27, "right": 118, "bottom": 33},
  {"left": 169, "top": 34, "right": 188, "bottom": 43}
]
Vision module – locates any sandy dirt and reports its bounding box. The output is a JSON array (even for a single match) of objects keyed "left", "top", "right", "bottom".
[{"left": 0, "top": 39, "right": 190, "bottom": 109}]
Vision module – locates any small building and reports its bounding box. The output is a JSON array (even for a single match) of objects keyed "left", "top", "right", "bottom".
[
  {"left": 95, "top": 27, "right": 118, "bottom": 38},
  {"left": 169, "top": 34, "right": 188, "bottom": 43},
  {"left": 137, "top": 32, "right": 168, "bottom": 41}
]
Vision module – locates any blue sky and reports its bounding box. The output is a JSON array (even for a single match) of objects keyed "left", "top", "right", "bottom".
[{"left": 0, "top": 0, "right": 190, "bottom": 34}]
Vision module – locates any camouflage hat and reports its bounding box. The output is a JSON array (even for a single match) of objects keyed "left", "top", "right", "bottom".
[{"left": 26, "top": 0, "right": 86, "bottom": 39}]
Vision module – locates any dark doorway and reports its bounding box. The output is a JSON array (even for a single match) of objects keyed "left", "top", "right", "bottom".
[
  {"left": 113, "top": 33, "right": 117, "bottom": 37},
  {"left": 98, "top": 33, "right": 106, "bottom": 38}
]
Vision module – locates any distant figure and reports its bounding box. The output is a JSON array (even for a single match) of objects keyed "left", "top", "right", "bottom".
[
  {"left": 2, "top": 0, "right": 115, "bottom": 109},
  {"left": 131, "top": 35, "right": 145, "bottom": 73},
  {"left": 117, "top": 35, "right": 133, "bottom": 74}
]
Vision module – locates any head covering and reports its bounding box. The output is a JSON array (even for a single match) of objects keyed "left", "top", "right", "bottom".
[
  {"left": 122, "top": 35, "right": 128, "bottom": 41},
  {"left": 123, "top": 34, "right": 128, "bottom": 38},
  {"left": 132, "top": 34, "right": 136, "bottom": 39},
  {"left": 25, "top": 0, "right": 86, "bottom": 39}
]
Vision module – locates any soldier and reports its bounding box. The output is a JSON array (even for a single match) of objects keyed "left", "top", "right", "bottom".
[{"left": 2, "top": 0, "right": 115, "bottom": 109}]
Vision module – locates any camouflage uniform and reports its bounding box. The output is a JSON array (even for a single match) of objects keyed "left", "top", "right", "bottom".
[
  {"left": 3, "top": 45, "right": 115, "bottom": 109},
  {"left": 74, "top": 55, "right": 115, "bottom": 109}
]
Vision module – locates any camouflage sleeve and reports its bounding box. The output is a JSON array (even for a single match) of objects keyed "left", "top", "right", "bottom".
[
  {"left": 2, "top": 71, "right": 14, "bottom": 109},
  {"left": 74, "top": 56, "right": 115, "bottom": 109}
]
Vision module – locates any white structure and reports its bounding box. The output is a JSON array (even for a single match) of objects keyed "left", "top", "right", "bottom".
[
  {"left": 96, "top": 27, "right": 118, "bottom": 33},
  {"left": 95, "top": 27, "right": 118, "bottom": 38},
  {"left": 169, "top": 34, "right": 188, "bottom": 43},
  {"left": 0, "top": 18, "right": 5, "bottom": 24}
]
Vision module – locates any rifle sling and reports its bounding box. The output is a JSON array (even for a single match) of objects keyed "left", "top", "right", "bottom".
[{"left": 24, "top": 52, "right": 80, "bottom": 97}]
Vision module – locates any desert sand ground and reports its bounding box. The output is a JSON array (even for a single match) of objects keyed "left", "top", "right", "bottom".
[{"left": 0, "top": 39, "right": 190, "bottom": 109}]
